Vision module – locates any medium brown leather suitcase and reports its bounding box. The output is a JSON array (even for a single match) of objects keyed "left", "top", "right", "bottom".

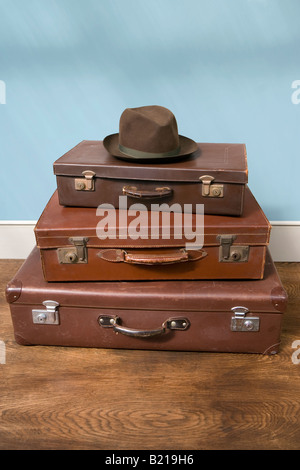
[
  {"left": 6, "top": 247, "right": 287, "bottom": 354},
  {"left": 34, "top": 186, "right": 271, "bottom": 282},
  {"left": 53, "top": 140, "right": 248, "bottom": 215}
]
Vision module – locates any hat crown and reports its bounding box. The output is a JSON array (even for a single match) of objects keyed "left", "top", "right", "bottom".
[{"left": 119, "top": 105, "right": 180, "bottom": 154}]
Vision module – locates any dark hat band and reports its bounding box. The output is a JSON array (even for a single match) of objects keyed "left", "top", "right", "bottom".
[{"left": 119, "top": 144, "right": 181, "bottom": 159}]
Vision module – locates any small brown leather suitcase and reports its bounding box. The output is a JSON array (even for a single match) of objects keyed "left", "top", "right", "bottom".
[
  {"left": 53, "top": 140, "right": 248, "bottom": 215},
  {"left": 34, "top": 186, "right": 271, "bottom": 282},
  {"left": 6, "top": 247, "right": 287, "bottom": 354}
]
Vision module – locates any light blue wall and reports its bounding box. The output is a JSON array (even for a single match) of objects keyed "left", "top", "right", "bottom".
[{"left": 0, "top": 0, "right": 299, "bottom": 220}]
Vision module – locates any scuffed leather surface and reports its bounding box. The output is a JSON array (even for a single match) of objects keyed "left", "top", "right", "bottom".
[
  {"left": 53, "top": 141, "right": 248, "bottom": 183},
  {"left": 7, "top": 247, "right": 287, "bottom": 353}
]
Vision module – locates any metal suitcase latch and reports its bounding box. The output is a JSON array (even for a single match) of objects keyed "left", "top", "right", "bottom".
[
  {"left": 231, "top": 306, "right": 260, "bottom": 332},
  {"left": 199, "top": 175, "right": 223, "bottom": 198},
  {"left": 57, "top": 237, "right": 89, "bottom": 264},
  {"left": 217, "top": 234, "right": 249, "bottom": 262},
  {"left": 75, "top": 170, "right": 96, "bottom": 191},
  {"left": 32, "top": 301, "right": 60, "bottom": 325}
]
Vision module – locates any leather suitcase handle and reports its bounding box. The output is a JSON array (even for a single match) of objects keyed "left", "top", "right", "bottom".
[
  {"left": 125, "top": 249, "right": 188, "bottom": 265},
  {"left": 98, "top": 316, "right": 190, "bottom": 338},
  {"left": 97, "top": 249, "right": 207, "bottom": 265},
  {"left": 122, "top": 185, "right": 172, "bottom": 199}
]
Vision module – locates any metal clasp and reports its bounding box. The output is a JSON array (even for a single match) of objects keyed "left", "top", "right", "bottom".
[
  {"left": 57, "top": 237, "right": 89, "bottom": 264},
  {"left": 217, "top": 234, "right": 249, "bottom": 262},
  {"left": 199, "top": 175, "right": 223, "bottom": 197},
  {"left": 75, "top": 170, "right": 96, "bottom": 191},
  {"left": 231, "top": 306, "right": 260, "bottom": 332},
  {"left": 32, "top": 301, "right": 60, "bottom": 325}
]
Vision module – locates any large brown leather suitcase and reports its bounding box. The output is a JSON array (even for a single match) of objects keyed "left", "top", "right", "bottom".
[
  {"left": 6, "top": 247, "right": 287, "bottom": 354},
  {"left": 34, "top": 186, "right": 271, "bottom": 282},
  {"left": 53, "top": 140, "right": 248, "bottom": 215}
]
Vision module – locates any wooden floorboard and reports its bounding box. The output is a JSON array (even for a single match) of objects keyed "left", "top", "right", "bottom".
[{"left": 0, "top": 259, "right": 299, "bottom": 450}]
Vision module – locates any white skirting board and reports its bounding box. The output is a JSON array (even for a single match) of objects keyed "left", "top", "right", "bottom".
[
  {"left": 267, "top": 222, "right": 300, "bottom": 262},
  {"left": 0, "top": 221, "right": 299, "bottom": 262},
  {"left": 0, "top": 222, "right": 37, "bottom": 259}
]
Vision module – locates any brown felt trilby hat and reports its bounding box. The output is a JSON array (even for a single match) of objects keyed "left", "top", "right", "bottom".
[{"left": 103, "top": 105, "right": 198, "bottom": 161}]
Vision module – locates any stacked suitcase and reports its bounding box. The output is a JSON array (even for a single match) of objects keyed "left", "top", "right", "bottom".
[{"left": 6, "top": 106, "right": 288, "bottom": 354}]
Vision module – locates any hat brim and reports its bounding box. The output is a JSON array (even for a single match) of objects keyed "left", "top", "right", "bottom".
[{"left": 103, "top": 133, "right": 199, "bottom": 162}]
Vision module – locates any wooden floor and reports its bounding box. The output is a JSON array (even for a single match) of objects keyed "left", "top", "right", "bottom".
[{"left": 0, "top": 259, "right": 299, "bottom": 451}]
